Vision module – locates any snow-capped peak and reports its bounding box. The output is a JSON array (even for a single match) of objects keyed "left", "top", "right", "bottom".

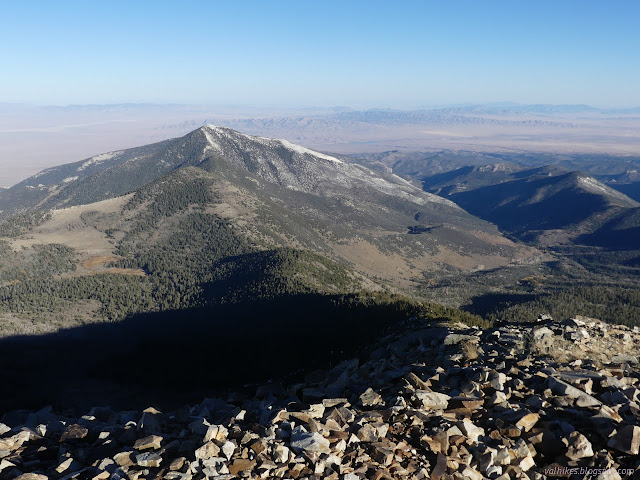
[{"left": 202, "top": 124, "right": 343, "bottom": 164}]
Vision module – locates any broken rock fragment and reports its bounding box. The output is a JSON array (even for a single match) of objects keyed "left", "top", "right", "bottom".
[
  {"left": 290, "top": 427, "right": 330, "bottom": 454},
  {"left": 415, "top": 391, "right": 450, "bottom": 410},
  {"left": 133, "top": 434, "right": 162, "bottom": 451},
  {"left": 607, "top": 425, "right": 640, "bottom": 455},
  {"left": 359, "top": 387, "right": 385, "bottom": 407},
  {"left": 565, "top": 431, "right": 594, "bottom": 460}
]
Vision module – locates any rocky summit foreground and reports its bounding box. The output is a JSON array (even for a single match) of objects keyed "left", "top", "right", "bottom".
[{"left": 1, "top": 316, "right": 639, "bottom": 480}]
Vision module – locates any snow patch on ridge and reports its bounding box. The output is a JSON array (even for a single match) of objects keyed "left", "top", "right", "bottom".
[
  {"left": 78, "top": 151, "right": 123, "bottom": 171},
  {"left": 578, "top": 175, "right": 637, "bottom": 205},
  {"left": 278, "top": 139, "right": 344, "bottom": 164},
  {"left": 31, "top": 165, "right": 62, "bottom": 179},
  {"left": 200, "top": 125, "right": 459, "bottom": 208},
  {"left": 579, "top": 175, "right": 610, "bottom": 194},
  {"left": 203, "top": 126, "right": 223, "bottom": 154}
]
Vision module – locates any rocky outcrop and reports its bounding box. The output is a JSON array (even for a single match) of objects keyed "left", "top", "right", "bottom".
[{"left": 1, "top": 315, "right": 639, "bottom": 479}]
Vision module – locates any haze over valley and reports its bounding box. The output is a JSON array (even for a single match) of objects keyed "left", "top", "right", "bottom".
[{"left": 2, "top": 102, "right": 640, "bottom": 188}]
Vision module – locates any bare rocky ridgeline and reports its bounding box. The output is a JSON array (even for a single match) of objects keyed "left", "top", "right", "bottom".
[{"left": 1, "top": 315, "right": 639, "bottom": 480}]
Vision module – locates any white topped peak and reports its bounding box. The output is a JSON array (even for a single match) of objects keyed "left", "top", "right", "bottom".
[
  {"left": 204, "top": 124, "right": 232, "bottom": 133},
  {"left": 202, "top": 125, "right": 343, "bottom": 164}
]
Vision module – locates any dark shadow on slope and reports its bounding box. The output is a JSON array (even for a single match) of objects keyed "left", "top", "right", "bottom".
[
  {"left": 0, "top": 293, "right": 420, "bottom": 416},
  {"left": 454, "top": 185, "right": 609, "bottom": 233},
  {"left": 447, "top": 171, "right": 639, "bottom": 241},
  {"left": 576, "top": 207, "right": 640, "bottom": 250},
  {"left": 462, "top": 292, "right": 539, "bottom": 317},
  {"left": 607, "top": 182, "right": 640, "bottom": 203}
]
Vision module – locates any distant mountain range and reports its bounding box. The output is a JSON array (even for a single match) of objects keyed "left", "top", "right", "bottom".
[
  {"left": 3, "top": 101, "right": 640, "bottom": 188},
  {"left": 421, "top": 103, "right": 640, "bottom": 115},
  {"left": 353, "top": 150, "right": 640, "bottom": 181}
]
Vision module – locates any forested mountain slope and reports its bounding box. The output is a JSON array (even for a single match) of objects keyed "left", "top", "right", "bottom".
[{"left": 0, "top": 127, "right": 536, "bottom": 336}]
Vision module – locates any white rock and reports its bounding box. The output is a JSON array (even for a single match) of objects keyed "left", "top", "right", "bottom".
[
  {"left": 490, "top": 373, "right": 507, "bottom": 391},
  {"left": 221, "top": 441, "right": 235, "bottom": 460},
  {"left": 272, "top": 444, "right": 290, "bottom": 463},
  {"left": 195, "top": 441, "right": 220, "bottom": 460},
  {"left": 204, "top": 424, "right": 228, "bottom": 443},
  {"left": 290, "top": 426, "right": 330, "bottom": 454},
  {"left": 415, "top": 391, "right": 450, "bottom": 410},
  {"left": 303, "top": 404, "right": 325, "bottom": 418},
  {"left": 458, "top": 419, "right": 485, "bottom": 444}
]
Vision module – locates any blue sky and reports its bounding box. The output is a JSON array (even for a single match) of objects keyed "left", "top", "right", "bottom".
[{"left": 1, "top": 0, "right": 639, "bottom": 108}]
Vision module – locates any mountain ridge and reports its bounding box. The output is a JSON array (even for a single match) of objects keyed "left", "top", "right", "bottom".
[
  {"left": 0, "top": 126, "right": 459, "bottom": 219},
  {"left": 0, "top": 127, "right": 540, "bottom": 336},
  {"left": 445, "top": 169, "right": 639, "bottom": 245}
]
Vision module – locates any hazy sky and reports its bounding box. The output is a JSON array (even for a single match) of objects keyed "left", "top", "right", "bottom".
[{"left": 2, "top": 0, "right": 639, "bottom": 108}]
